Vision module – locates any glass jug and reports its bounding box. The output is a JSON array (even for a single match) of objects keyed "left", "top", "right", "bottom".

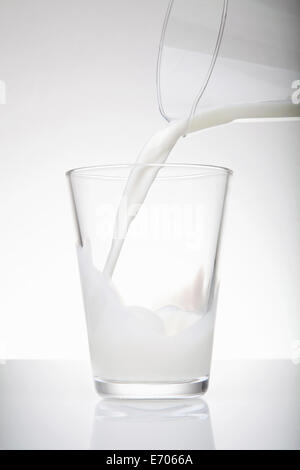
[{"left": 157, "top": 0, "right": 300, "bottom": 122}]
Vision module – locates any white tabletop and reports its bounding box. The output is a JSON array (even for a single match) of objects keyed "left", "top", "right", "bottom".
[{"left": 0, "top": 359, "right": 299, "bottom": 450}]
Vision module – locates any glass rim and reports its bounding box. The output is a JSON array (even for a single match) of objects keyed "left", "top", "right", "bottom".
[{"left": 66, "top": 163, "right": 233, "bottom": 180}]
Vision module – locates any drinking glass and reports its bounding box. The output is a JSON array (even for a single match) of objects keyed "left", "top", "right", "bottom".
[{"left": 67, "top": 163, "right": 232, "bottom": 398}]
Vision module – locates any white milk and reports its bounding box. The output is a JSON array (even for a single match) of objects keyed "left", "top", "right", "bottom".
[
  {"left": 79, "top": 101, "right": 299, "bottom": 383},
  {"left": 78, "top": 243, "right": 215, "bottom": 381}
]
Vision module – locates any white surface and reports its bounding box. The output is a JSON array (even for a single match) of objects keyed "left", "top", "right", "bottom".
[
  {"left": 0, "top": 359, "right": 299, "bottom": 450},
  {"left": 0, "top": 0, "right": 299, "bottom": 360}
]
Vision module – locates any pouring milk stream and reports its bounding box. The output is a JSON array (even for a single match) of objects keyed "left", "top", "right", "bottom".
[{"left": 103, "top": 101, "right": 300, "bottom": 278}]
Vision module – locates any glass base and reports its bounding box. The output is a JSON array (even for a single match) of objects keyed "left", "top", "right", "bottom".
[{"left": 94, "top": 377, "right": 209, "bottom": 399}]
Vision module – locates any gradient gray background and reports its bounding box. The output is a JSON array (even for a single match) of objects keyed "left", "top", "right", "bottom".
[{"left": 0, "top": 0, "right": 299, "bottom": 361}]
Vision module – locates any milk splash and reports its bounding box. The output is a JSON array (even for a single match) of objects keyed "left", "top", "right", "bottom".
[{"left": 78, "top": 242, "right": 215, "bottom": 381}]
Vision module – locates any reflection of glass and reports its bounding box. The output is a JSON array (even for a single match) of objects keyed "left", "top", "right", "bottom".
[
  {"left": 68, "top": 164, "right": 231, "bottom": 398},
  {"left": 91, "top": 398, "right": 214, "bottom": 450},
  {"left": 157, "top": 0, "right": 300, "bottom": 122}
]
